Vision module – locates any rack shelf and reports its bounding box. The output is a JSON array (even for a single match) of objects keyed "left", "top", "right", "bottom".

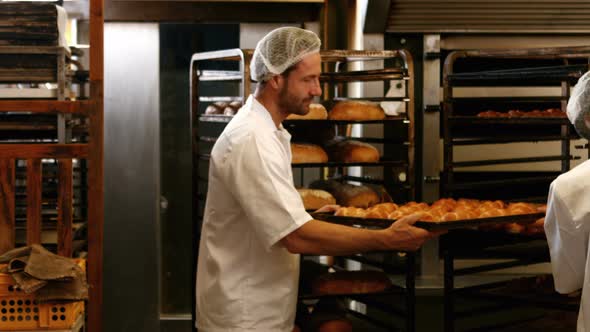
[
  {"left": 191, "top": 48, "right": 419, "bottom": 331},
  {"left": 441, "top": 45, "right": 590, "bottom": 332}
]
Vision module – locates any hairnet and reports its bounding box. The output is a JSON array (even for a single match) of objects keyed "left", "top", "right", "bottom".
[
  {"left": 250, "top": 27, "right": 321, "bottom": 82},
  {"left": 567, "top": 71, "right": 590, "bottom": 139}
]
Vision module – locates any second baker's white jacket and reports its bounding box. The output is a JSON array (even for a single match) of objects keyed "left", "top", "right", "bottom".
[{"left": 545, "top": 159, "right": 590, "bottom": 332}]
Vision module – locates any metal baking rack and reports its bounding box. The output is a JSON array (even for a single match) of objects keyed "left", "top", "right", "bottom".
[
  {"left": 441, "top": 45, "right": 590, "bottom": 332},
  {"left": 190, "top": 48, "right": 419, "bottom": 332},
  {"left": 443, "top": 49, "right": 590, "bottom": 201}
]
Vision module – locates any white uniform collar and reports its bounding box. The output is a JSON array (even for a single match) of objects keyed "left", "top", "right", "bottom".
[{"left": 246, "top": 95, "right": 291, "bottom": 139}]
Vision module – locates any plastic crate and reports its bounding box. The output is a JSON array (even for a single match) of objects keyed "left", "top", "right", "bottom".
[{"left": 0, "top": 260, "right": 85, "bottom": 330}]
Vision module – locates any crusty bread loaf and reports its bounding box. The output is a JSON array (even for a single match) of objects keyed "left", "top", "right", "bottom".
[
  {"left": 325, "top": 138, "right": 380, "bottom": 163},
  {"left": 312, "top": 270, "right": 392, "bottom": 295},
  {"left": 310, "top": 180, "right": 380, "bottom": 208},
  {"left": 329, "top": 101, "right": 386, "bottom": 121},
  {"left": 291, "top": 143, "right": 329, "bottom": 164},
  {"left": 287, "top": 103, "right": 328, "bottom": 120},
  {"left": 297, "top": 189, "right": 336, "bottom": 210}
]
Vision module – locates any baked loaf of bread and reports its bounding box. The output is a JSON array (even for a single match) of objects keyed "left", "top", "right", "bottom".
[
  {"left": 204, "top": 101, "right": 242, "bottom": 115},
  {"left": 291, "top": 143, "right": 329, "bottom": 164},
  {"left": 325, "top": 138, "right": 380, "bottom": 163},
  {"left": 329, "top": 101, "right": 386, "bottom": 121},
  {"left": 297, "top": 189, "right": 336, "bottom": 210},
  {"left": 310, "top": 180, "right": 380, "bottom": 208},
  {"left": 312, "top": 270, "right": 392, "bottom": 295},
  {"left": 287, "top": 103, "right": 328, "bottom": 120}
]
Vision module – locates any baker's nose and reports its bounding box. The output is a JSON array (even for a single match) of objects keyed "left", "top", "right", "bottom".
[{"left": 311, "top": 78, "right": 322, "bottom": 96}]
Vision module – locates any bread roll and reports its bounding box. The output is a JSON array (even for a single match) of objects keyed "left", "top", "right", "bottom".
[
  {"left": 325, "top": 138, "right": 380, "bottom": 163},
  {"left": 365, "top": 203, "right": 398, "bottom": 219},
  {"left": 286, "top": 103, "right": 328, "bottom": 120},
  {"left": 334, "top": 207, "right": 367, "bottom": 218},
  {"left": 205, "top": 102, "right": 226, "bottom": 115},
  {"left": 291, "top": 143, "right": 328, "bottom": 164},
  {"left": 312, "top": 270, "right": 392, "bottom": 295},
  {"left": 329, "top": 101, "right": 386, "bottom": 121},
  {"left": 297, "top": 189, "right": 336, "bottom": 210},
  {"left": 229, "top": 101, "right": 242, "bottom": 109},
  {"left": 223, "top": 106, "right": 237, "bottom": 116},
  {"left": 310, "top": 180, "right": 380, "bottom": 208}
]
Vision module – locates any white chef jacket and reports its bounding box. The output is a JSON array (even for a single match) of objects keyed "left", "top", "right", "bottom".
[
  {"left": 545, "top": 159, "right": 590, "bottom": 332},
  {"left": 195, "top": 95, "right": 313, "bottom": 332}
]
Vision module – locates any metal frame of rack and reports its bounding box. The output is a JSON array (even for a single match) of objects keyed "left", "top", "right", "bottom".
[
  {"left": 441, "top": 45, "right": 590, "bottom": 332},
  {"left": 190, "top": 48, "right": 419, "bottom": 331}
]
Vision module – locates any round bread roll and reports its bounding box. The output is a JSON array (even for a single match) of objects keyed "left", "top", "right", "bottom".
[
  {"left": 286, "top": 103, "right": 328, "bottom": 120},
  {"left": 297, "top": 189, "right": 336, "bottom": 210},
  {"left": 366, "top": 202, "right": 398, "bottom": 218},
  {"left": 334, "top": 207, "right": 366, "bottom": 218},
  {"left": 329, "top": 101, "right": 386, "bottom": 121},
  {"left": 223, "top": 106, "right": 237, "bottom": 116},
  {"left": 205, "top": 102, "right": 225, "bottom": 115},
  {"left": 291, "top": 143, "right": 328, "bottom": 164},
  {"left": 229, "top": 100, "right": 242, "bottom": 109},
  {"left": 325, "top": 139, "right": 380, "bottom": 163}
]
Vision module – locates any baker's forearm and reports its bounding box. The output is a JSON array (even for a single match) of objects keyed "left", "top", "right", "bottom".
[{"left": 281, "top": 219, "right": 388, "bottom": 255}]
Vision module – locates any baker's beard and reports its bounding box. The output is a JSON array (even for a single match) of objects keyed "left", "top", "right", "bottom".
[{"left": 278, "top": 84, "right": 312, "bottom": 116}]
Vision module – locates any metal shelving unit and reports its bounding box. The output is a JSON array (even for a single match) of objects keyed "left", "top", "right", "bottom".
[
  {"left": 441, "top": 45, "right": 590, "bottom": 332},
  {"left": 190, "top": 48, "right": 420, "bottom": 331}
]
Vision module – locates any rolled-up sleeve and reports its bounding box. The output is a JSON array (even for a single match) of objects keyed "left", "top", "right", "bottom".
[
  {"left": 220, "top": 132, "right": 312, "bottom": 250},
  {"left": 545, "top": 182, "right": 587, "bottom": 294}
]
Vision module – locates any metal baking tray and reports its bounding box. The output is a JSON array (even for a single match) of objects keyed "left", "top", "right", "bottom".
[{"left": 311, "top": 212, "right": 545, "bottom": 232}]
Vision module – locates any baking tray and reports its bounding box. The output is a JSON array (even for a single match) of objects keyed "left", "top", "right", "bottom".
[{"left": 311, "top": 212, "right": 545, "bottom": 231}]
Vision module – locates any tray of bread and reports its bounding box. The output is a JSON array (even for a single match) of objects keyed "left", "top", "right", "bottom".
[{"left": 311, "top": 199, "right": 545, "bottom": 232}]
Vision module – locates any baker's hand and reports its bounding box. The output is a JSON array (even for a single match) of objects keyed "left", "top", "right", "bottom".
[
  {"left": 314, "top": 204, "right": 340, "bottom": 214},
  {"left": 382, "top": 213, "right": 445, "bottom": 251}
]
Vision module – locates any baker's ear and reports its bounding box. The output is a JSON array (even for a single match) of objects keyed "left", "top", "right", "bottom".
[{"left": 269, "top": 74, "right": 284, "bottom": 90}]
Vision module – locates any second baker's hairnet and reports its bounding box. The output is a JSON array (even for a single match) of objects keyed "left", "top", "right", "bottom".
[
  {"left": 250, "top": 27, "right": 321, "bottom": 82},
  {"left": 567, "top": 71, "right": 590, "bottom": 139}
]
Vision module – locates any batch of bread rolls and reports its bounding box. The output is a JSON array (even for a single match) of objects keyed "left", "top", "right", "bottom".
[
  {"left": 335, "top": 199, "right": 545, "bottom": 235},
  {"left": 298, "top": 185, "right": 545, "bottom": 235},
  {"left": 476, "top": 108, "right": 565, "bottom": 118}
]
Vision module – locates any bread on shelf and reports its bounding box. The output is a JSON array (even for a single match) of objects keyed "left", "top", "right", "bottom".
[
  {"left": 310, "top": 180, "right": 380, "bottom": 209},
  {"left": 328, "top": 101, "right": 386, "bottom": 121},
  {"left": 311, "top": 270, "right": 392, "bottom": 295},
  {"left": 287, "top": 103, "right": 328, "bottom": 120},
  {"left": 204, "top": 101, "right": 242, "bottom": 115},
  {"left": 324, "top": 138, "right": 380, "bottom": 163},
  {"left": 291, "top": 143, "right": 329, "bottom": 164},
  {"left": 297, "top": 189, "right": 336, "bottom": 210}
]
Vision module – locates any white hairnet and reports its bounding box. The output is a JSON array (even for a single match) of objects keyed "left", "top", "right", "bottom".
[
  {"left": 567, "top": 71, "right": 590, "bottom": 139},
  {"left": 250, "top": 27, "right": 321, "bottom": 82}
]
